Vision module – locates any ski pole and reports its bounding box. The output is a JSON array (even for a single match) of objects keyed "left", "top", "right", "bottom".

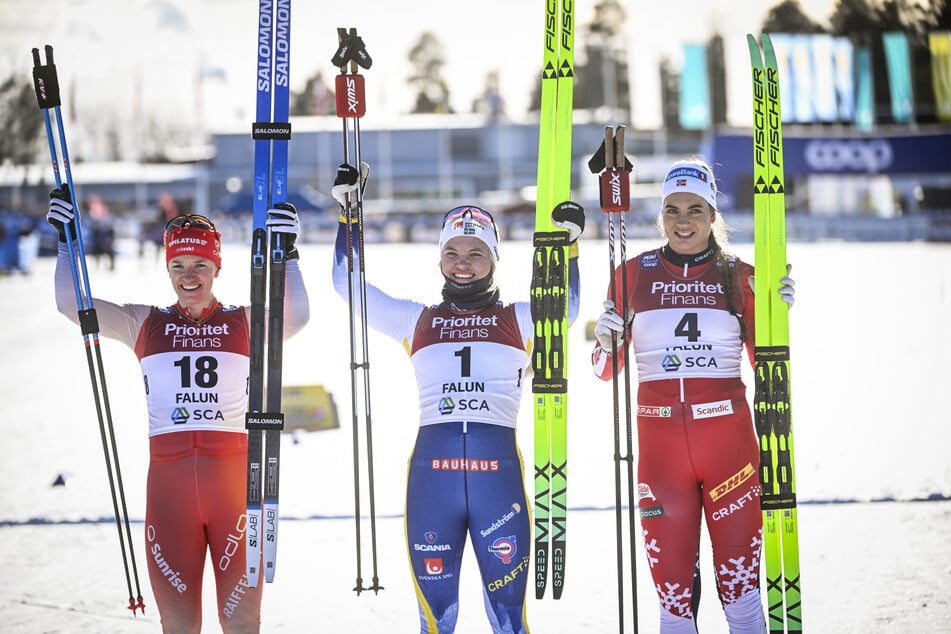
[
  {"left": 31, "top": 44, "right": 145, "bottom": 616},
  {"left": 589, "top": 125, "right": 637, "bottom": 632},
  {"left": 332, "top": 27, "right": 382, "bottom": 596}
]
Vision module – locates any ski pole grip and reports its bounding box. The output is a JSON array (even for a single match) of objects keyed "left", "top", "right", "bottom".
[
  {"left": 31, "top": 44, "right": 61, "bottom": 110},
  {"left": 599, "top": 169, "right": 630, "bottom": 213},
  {"left": 335, "top": 74, "right": 366, "bottom": 118}
]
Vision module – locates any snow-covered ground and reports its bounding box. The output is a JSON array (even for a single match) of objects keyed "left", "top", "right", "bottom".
[{"left": 1, "top": 238, "right": 949, "bottom": 632}]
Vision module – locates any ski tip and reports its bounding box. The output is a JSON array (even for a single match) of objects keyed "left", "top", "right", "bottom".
[{"left": 762, "top": 32, "right": 776, "bottom": 58}]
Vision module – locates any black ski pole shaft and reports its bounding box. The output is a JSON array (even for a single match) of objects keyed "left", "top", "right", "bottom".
[
  {"left": 351, "top": 72, "right": 382, "bottom": 595},
  {"left": 600, "top": 127, "right": 626, "bottom": 634},
  {"left": 32, "top": 44, "right": 144, "bottom": 615},
  {"left": 590, "top": 125, "right": 638, "bottom": 632},
  {"left": 614, "top": 127, "right": 639, "bottom": 632},
  {"left": 333, "top": 27, "right": 382, "bottom": 595}
]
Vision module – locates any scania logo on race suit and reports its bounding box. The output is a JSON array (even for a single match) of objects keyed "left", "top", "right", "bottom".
[
  {"left": 661, "top": 355, "right": 681, "bottom": 372},
  {"left": 171, "top": 407, "right": 189, "bottom": 424},
  {"left": 804, "top": 139, "right": 893, "bottom": 173},
  {"left": 438, "top": 397, "right": 455, "bottom": 415}
]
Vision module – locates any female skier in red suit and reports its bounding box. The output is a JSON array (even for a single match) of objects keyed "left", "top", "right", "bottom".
[{"left": 591, "top": 159, "right": 794, "bottom": 633}]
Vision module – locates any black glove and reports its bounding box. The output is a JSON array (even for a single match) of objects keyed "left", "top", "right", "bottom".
[
  {"left": 47, "top": 187, "right": 76, "bottom": 243},
  {"left": 552, "top": 201, "right": 585, "bottom": 244},
  {"left": 333, "top": 162, "right": 370, "bottom": 220},
  {"left": 266, "top": 202, "right": 300, "bottom": 260}
]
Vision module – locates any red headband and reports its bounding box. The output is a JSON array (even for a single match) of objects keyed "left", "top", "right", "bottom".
[{"left": 165, "top": 226, "right": 222, "bottom": 267}]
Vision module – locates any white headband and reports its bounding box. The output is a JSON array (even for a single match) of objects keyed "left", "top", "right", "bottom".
[
  {"left": 661, "top": 162, "right": 718, "bottom": 209},
  {"left": 438, "top": 206, "right": 500, "bottom": 263}
]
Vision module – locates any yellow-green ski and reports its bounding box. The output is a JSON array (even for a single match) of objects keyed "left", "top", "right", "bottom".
[
  {"left": 532, "top": 0, "right": 574, "bottom": 601},
  {"left": 748, "top": 32, "right": 802, "bottom": 634}
]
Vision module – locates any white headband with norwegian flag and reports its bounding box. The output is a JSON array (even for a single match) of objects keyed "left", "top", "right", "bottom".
[{"left": 661, "top": 162, "right": 718, "bottom": 209}]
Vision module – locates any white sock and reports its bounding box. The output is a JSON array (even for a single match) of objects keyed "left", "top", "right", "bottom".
[
  {"left": 659, "top": 609, "right": 697, "bottom": 633},
  {"left": 723, "top": 590, "right": 766, "bottom": 634}
]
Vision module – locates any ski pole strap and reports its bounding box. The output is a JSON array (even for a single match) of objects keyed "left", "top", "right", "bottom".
[
  {"left": 588, "top": 126, "right": 632, "bottom": 214},
  {"left": 331, "top": 27, "right": 373, "bottom": 70},
  {"left": 77, "top": 308, "right": 100, "bottom": 336},
  {"left": 31, "top": 45, "right": 61, "bottom": 110}
]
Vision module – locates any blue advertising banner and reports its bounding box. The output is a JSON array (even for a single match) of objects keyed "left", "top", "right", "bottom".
[
  {"left": 882, "top": 31, "right": 914, "bottom": 123},
  {"left": 710, "top": 132, "right": 951, "bottom": 210},
  {"left": 679, "top": 43, "right": 711, "bottom": 130},
  {"left": 855, "top": 46, "right": 875, "bottom": 131},
  {"left": 833, "top": 37, "right": 856, "bottom": 122},
  {"left": 812, "top": 34, "right": 838, "bottom": 122}
]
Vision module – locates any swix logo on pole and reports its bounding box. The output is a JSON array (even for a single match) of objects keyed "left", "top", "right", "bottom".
[
  {"left": 335, "top": 74, "right": 366, "bottom": 118},
  {"left": 600, "top": 170, "right": 629, "bottom": 213}
]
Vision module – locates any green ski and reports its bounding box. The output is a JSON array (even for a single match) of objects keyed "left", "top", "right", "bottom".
[
  {"left": 532, "top": 0, "right": 574, "bottom": 601},
  {"left": 748, "top": 33, "right": 802, "bottom": 634}
]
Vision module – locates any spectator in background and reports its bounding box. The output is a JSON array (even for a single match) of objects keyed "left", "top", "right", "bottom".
[
  {"left": 86, "top": 194, "right": 116, "bottom": 271},
  {"left": 140, "top": 192, "right": 180, "bottom": 259}
]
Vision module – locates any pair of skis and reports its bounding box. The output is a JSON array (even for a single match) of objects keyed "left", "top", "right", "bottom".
[
  {"left": 588, "top": 127, "right": 639, "bottom": 633},
  {"left": 748, "top": 33, "right": 802, "bottom": 634},
  {"left": 245, "top": 0, "right": 292, "bottom": 588},
  {"left": 532, "top": 0, "right": 574, "bottom": 601},
  {"left": 331, "top": 27, "right": 383, "bottom": 596},
  {"left": 31, "top": 45, "right": 145, "bottom": 617}
]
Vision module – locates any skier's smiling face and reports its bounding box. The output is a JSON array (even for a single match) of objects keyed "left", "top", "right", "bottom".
[
  {"left": 168, "top": 255, "right": 219, "bottom": 312},
  {"left": 661, "top": 192, "right": 716, "bottom": 255},
  {"left": 440, "top": 236, "right": 493, "bottom": 284}
]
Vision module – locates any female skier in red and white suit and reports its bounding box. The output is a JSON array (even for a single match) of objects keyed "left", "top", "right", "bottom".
[
  {"left": 591, "top": 160, "right": 794, "bottom": 633},
  {"left": 48, "top": 195, "right": 309, "bottom": 634}
]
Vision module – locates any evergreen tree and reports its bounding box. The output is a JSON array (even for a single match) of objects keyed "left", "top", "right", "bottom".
[
  {"left": 407, "top": 32, "right": 453, "bottom": 114},
  {"left": 0, "top": 78, "right": 44, "bottom": 167},
  {"left": 529, "top": 0, "right": 630, "bottom": 120}
]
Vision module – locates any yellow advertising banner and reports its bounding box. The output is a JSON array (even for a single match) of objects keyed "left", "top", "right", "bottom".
[{"left": 930, "top": 31, "right": 951, "bottom": 122}]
